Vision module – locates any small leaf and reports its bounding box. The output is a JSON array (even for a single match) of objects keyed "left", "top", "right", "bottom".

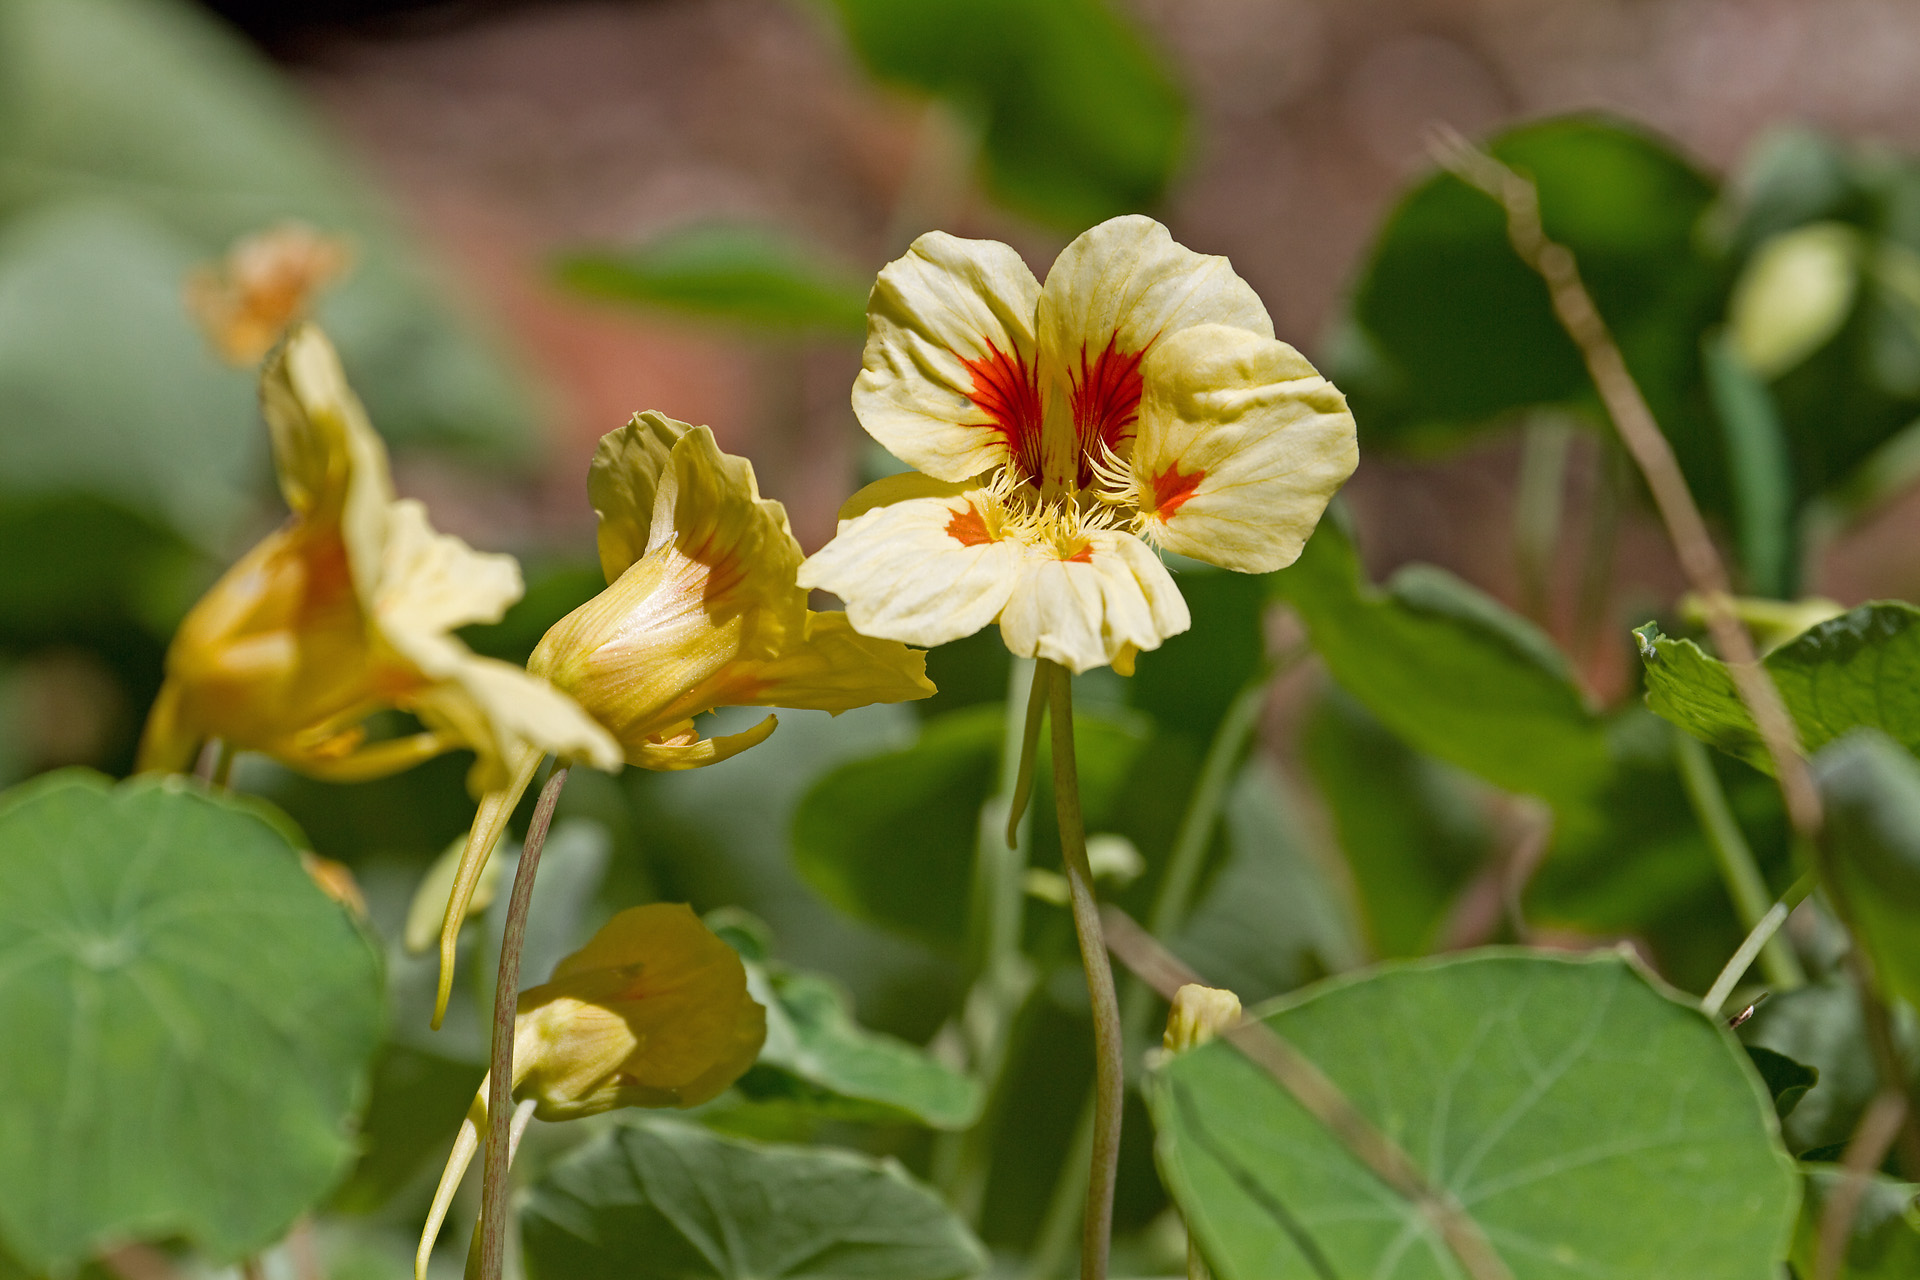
[
  {"left": 1791, "top": 1167, "right": 1920, "bottom": 1279},
  {"left": 1274, "top": 517, "right": 1612, "bottom": 806},
  {"left": 0, "top": 771, "right": 384, "bottom": 1271},
  {"left": 739, "top": 966, "right": 980, "bottom": 1129},
  {"left": 1636, "top": 603, "right": 1920, "bottom": 771},
  {"left": 1813, "top": 730, "right": 1920, "bottom": 1011},
  {"left": 556, "top": 224, "right": 869, "bottom": 334},
  {"left": 1149, "top": 951, "right": 1798, "bottom": 1280},
  {"left": 1745, "top": 1045, "right": 1818, "bottom": 1120},
  {"left": 521, "top": 1118, "right": 988, "bottom": 1279}
]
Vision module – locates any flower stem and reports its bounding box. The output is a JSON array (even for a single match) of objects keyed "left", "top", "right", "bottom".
[
  {"left": 475, "top": 764, "right": 568, "bottom": 1280},
  {"left": 1701, "top": 872, "right": 1815, "bottom": 1017},
  {"left": 1673, "top": 731, "right": 1804, "bottom": 992},
  {"left": 1045, "top": 662, "right": 1123, "bottom": 1280}
]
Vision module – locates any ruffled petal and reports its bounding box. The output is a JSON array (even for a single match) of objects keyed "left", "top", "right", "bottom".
[
  {"left": 1034, "top": 217, "right": 1274, "bottom": 480},
  {"left": 798, "top": 491, "right": 1024, "bottom": 648},
  {"left": 1131, "top": 324, "right": 1357, "bottom": 573},
  {"left": 374, "top": 499, "right": 523, "bottom": 639},
  {"left": 997, "top": 531, "right": 1190, "bottom": 673},
  {"left": 587, "top": 411, "right": 695, "bottom": 582},
  {"left": 722, "top": 611, "right": 934, "bottom": 712},
  {"left": 855, "top": 232, "right": 1046, "bottom": 483}
]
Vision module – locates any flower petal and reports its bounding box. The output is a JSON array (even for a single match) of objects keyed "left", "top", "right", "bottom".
[
  {"left": 798, "top": 491, "right": 1024, "bottom": 648},
  {"left": 375, "top": 499, "right": 523, "bottom": 638},
  {"left": 998, "top": 531, "right": 1190, "bottom": 673},
  {"left": 1131, "top": 324, "right": 1357, "bottom": 573},
  {"left": 836, "top": 469, "right": 973, "bottom": 522},
  {"left": 587, "top": 411, "right": 695, "bottom": 582},
  {"left": 856, "top": 232, "right": 1045, "bottom": 483},
  {"left": 627, "top": 714, "right": 779, "bottom": 771},
  {"left": 1035, "top": 217, "right": 1274, "bottom": 477},
  {"left": 724, "top": 611, "right": 935, "bottom": 712}
]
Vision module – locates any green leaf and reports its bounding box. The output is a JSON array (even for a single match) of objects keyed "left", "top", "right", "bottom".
[
  {"left": 557, "top": 223, "right": 870, "bottom": 334},
  {"left": 1128, "top": 564, "right": 1271, "bottom": 743},
  {"left": 1791, "top": 1168, "right": 1920, "bottom": 1279},
  {"left": 330, "top": 1046, "right": 486, "bottom": 1215},
  {"left": 1274, "top": 517, "right": 1612, "bottom": 805},
  {"left": 1742, "top": 980, "right": 1920, "bottom": 1158},
  {"left": 1746, "top": 1046, "right": 1819, "bottom": 1120},
  {"left": 1335, "top": 115, "right": 1725, "bottom": 504},
  {"left": 521, "top": 1118, "right": 988, "bottom": 1279},
  {"left": 1301, "top": 690, "right": 1493, "bottom": 958},
  {"left": 738, "top": 966, "right": 980, "bottom": 1129},
  {"left": 1813, "top": 730, "right": 1920, "bottom": 1012},
  {"left": 824, "top": 0, "right": 1184, "bottom": 230},
  {"left": 0, "top": 771, "right": 385, "bottom": 1271},
  {"left": 1636, "top": 603, "right": 1920, "bottom": 772},
  {"left": 1149, "top": 950, "right": 1798, "bottom": 1280}
]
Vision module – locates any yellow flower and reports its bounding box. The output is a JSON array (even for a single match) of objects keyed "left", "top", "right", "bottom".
[
  {"left": 799, "top": 215, "right": 1358, "bottom": 674},
  {"left": 1163, "top": 983, "right": 1243, "bottom": 1053},
  {"left": 186, "top": 222, "right": 352, "bottom": 365},
  {"left": 415, "top": 903, "right": 765, "bottom": 1280},
  {"left": 137, "top": 324, "right": 621, "bottom": 791},
  {"left": 431, "top": 413, "right": 933, "bottom": 1022}
]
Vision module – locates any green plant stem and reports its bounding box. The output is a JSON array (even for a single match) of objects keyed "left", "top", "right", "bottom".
[
  {"left": 1702, "top": 872, "right": 1816, "bottom": 1016},
  {"left": 1047, "top": 661, "right": 1124, "bottom": 1280},
  {"left": 1005, "top": 660, "right": 1052, "bottom": 847},
  {"left": 1513, "top": 417, "right": 1572, "bottom": 627},
  {"left": 1026, "top": 665, "right": 1277, "bottom": 1280},
  {"left": 474, "top": 764, "right": 568, "bottom": 1280},
  {"left": 1673, "top": 732, "right": 1804, "bottom": 992},
  {"left": 195, "top": 738, "right": 234, "bottom": 790}
]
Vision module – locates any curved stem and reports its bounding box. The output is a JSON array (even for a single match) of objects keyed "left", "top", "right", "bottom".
[
  {"left": 1673, "top": 732, "right": 1804, "bottom": 992},
  {"left": 1046, "top": 662, "right": 1123, "bottom": 1280},
  {"left": 475, "top": 765, "right": 568, "bottom": 1280},
  {"left": 1701, "top": 873, "right": 1815, "bottom": 1017}
]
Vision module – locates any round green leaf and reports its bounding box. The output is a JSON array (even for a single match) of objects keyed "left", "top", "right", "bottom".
[
  {"left": 1150, "top": 951, "right": 1797, "bottom": 1280},
  {"left": 0, "top": 771, "right": 384, "bottom": 1271},
  {"left": 522, "top": 1118, "right": 988, "bottom": 1280}
]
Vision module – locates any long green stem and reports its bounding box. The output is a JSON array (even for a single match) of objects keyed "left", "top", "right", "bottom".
[
  {"left": 1702, "top": 872, "right": 1816, "bottom": 1017},
  {"left": 1027, "top": 666, "right": 1277, "bottom": 1280},
  {"left": 1673, "top": 732, "right": 1804, "bottom": 992},
  {"left": 1047, "top": 662, "right": 1123, "bottom": 1280},
  {"left": 475, "top": 765, "right": 568, "bottom": 1280}
]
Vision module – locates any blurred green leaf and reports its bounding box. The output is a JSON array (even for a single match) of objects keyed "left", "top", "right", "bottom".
[
  {"left": 521, "top": 1118, "right": 988, "bottom": 1280},
  {"left": 1275, "top": 517, "right": 1612, "bottom": 806},
  {"left": 1791, "top": 1167, "right": 1920, "bottom": 1279},
  {"left": 1743, "top": 980, "right": 1920, "bottom": 1158},
  {"left": 1302, "top": 690, "right": 1492, "bottom": 958},
  {"left": 1814, "top": 730, "right": 1920, "bottom": 1012},
  {"left": 0, "top": 771, "right": 384, "bottom": 1271},
  {"left": 1335, "top": 115, "right": 1726, "bottom": 505},
  {"left": 1150, "top": 951, "right": 1797, "bottom": 1280},
  {"left": 1746, "top": 1045, "right": 1818, "bottom": 1121},
  {"left": 1636, "top": 604, "right": 1920, "bottom": 772},
  {"left": 331, "top": 1046, "right": 485, "bottom": 1215},
  {"left": 557, "top": 224, "right": 870, "bottom": 334},
  {"left": 739, "top": 965, "right": 980, "bottom": 1129},
  {"left": 1129, "top": 565, "right": 1270, "bottom": 743},
  {"left": 825, "top": 0, "right": 1184, "bottom": 230}
]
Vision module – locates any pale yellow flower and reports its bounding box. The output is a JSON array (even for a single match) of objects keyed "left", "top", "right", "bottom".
[
  {"left": 137, "top": 324, "right": 621, "bottom": 791},
  {"left": 187, "top": 222, "right": 352, "bottom": 365},
  {"left": 431, "top": 413, "right": 934, "bottom": 1023},
  {"left": 799, "top": 215, "right": 1358, "bottom": 674},
  {"left": 415, "top": 903, "right": 765, "bottom": 1280}
]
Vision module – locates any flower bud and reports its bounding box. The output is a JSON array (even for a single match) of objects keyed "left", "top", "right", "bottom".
[{"left": 1163, "top": 983, "right": 1242, "bottom": 1054}]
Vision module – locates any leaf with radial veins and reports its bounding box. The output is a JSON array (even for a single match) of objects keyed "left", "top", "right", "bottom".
[
  {"left": 521, "top": 1119, "right": 988, "bottom": 1280},
  {"left": 1149, "top": 951, "right": 1797, "bottom": 1280},
  {"left": 0, "top": 771, "right": 384, "bottom": 1272},
  {"left": 1635, "top": 602, "right": 1920, "bottom": 772}
]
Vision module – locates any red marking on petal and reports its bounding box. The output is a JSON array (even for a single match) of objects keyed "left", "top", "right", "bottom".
[
  {"left": 963, "top": 342, "right": 1043, "bottom": 480},
  {"left": 1151, "top": 462, "right": 1206, "bottom": 519},
  {"left": 945, "top": 502, "right": 995, "bottom": 547},
  {"left": 1064, "top": 542, "right": 1095, "bottom": 564},
  {"left": 1071, "top": 333, "right": 1148, "bottom": 486}
]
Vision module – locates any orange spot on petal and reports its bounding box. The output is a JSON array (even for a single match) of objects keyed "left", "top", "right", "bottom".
[
  {"left": 1152, "top": 462, "right": 1206, "bottom": 519},
  {"left": 1065, "top": 543, "right": 1095, "bottom": 564},
  {"left": 945, "top": 502, "right": 995, "bottom": 547}
]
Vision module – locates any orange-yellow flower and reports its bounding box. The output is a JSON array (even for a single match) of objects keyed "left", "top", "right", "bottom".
[
  {"left": 137, "top": 325, "right": 620, "bottom": 791},
  {"left": 415, "top": 903, "right": 765, "bottom": 1279},
  {"left": 431, "top": 413, "right": 933, "bottom": 1022},
  {"left": 187, "top": 222, "right": 352, "bottom": 365},
  {"left": 800, "top": 215, "right": 1357, "bottom": 674}
]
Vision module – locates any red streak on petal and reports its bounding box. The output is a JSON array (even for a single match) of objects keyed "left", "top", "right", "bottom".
[
  {"left": 963, "top": 342, "right": 1043, "bottom": 480},
  {"left": 1071, "top": 333, "right": 1148, "bottom": 486},
  {"left": 1064, "top": 543, "right": 1095, "bottom": 564},
  {"left": 945, "top": 502, "right": 995, "bottom": 547},
  {"left": 1152, "top": 462, "right": 1206, "bottom": 520}
]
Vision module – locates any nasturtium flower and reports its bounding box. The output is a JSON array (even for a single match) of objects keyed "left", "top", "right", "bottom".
[
  {"left": 416, "top": 903, "right": 765, "bottom": 1279},
  {"left": 187, "top": 222, "right": 352, "bottom": 365},
  {"left": 800, "top": 215, "right": 1358, "bottom": 674},
  {"left": 432, "top": 413, "right": 933, "bottom": 1022},
  {"left": 138, "top": 324, "right": 621, "bottom": 791}
]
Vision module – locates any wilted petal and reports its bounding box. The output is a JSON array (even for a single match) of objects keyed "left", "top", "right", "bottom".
[
  {"left": 1131, "top": 324, "right": 1357, "bottom": 573},
  {"left": 586, "top": 411, "right": 695, "bottom": 582}
]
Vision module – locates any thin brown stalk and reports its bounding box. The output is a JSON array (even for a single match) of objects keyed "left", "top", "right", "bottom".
[
  {"left": 1815, "top": 1089, "right": 1908, "bottom": 1280},
  {"left": 475, "top": 765, "right": 569, "bottom": 1280},
  {"left": 1102, "top": 907, "right": 1515, "bottom": 1280}
]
